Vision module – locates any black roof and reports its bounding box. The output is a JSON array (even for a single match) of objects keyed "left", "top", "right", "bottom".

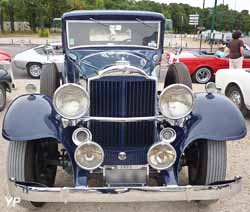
[{"left": 62, "top": 10, "right": 165, "bottom": 22}]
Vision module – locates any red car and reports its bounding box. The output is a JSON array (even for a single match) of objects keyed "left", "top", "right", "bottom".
[
  {"left": 0, "top": 50, "right": 11, "bottom": 61},
  {"left": 166, "top": 49, "right": 250, "bottom": 84}
]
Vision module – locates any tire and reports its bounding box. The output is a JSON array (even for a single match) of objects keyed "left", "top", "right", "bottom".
[
  {"left": 8, "top": 140, "right": 58, "bottom": 209},
  {"left": 0, "top": 84, "right": 6, "bottom": 112},
  {"left": 192, "top": 67, "right": 212, "bottom": 84},
  {"left": 164, "top": 63, "right": 192, "bottom": 89},
  {"left": 226, "top": 84, "right": 249, "bottom": 116},
  {"left": 187, "top": 140, "right": 227, "bottom": 185},
  {"left": 27, "top": 63, "right": 42, "bottom": 79},
  {"left": 40, "top": 63, "right": 60, "bottom": 97}
]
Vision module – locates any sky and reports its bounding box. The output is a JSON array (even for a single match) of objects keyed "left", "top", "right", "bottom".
[{"left": 153, "top": 0, "right": 250, "bottom": 12}]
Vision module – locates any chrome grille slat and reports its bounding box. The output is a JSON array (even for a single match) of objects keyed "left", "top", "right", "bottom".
[{"left": 89, "top": 76, "right": 156, "bottom": 164}]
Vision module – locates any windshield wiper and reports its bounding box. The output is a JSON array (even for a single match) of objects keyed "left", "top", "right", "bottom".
[
  {"left": 135, "top": 18, "right": 154, "bottom": 29},
  {"left": 89, "top": 18, "right": 110, "bottom": 28}
]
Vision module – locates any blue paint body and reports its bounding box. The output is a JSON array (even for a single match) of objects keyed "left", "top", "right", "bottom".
[
  {"left": 3, "top": 93, "right": 246, "bottom": 184},
  {"left": 2, "top": 11, "right": 247, "bottom": 186},
  {"left": 0, "top": 68, "right": 12, "bottom": 91}
]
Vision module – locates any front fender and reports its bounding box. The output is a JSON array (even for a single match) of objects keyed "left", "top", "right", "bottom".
[
  {"left": 183, "top": 93, "right": 247, "bottom": 151},
  {"left": 0, "top": 68, "right": 12, "bottom": 89},
  {"left": 2, "top": 94, "right": 61, "bottom": 141}
]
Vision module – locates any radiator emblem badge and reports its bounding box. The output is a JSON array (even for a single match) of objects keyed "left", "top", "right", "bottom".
[{"left": 118, "top": 152, "right": 127, "bottom": 161}]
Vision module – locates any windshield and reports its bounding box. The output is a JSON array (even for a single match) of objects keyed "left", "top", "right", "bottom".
[{"left": 66, "top": 20, "right": 160, "bottom": 49}]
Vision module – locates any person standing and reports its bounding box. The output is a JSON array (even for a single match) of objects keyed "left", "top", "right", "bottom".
[{"left": 227, "top": 31, "right": 244, "bottom": 69}]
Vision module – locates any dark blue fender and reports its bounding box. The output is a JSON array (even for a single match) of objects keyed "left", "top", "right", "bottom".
[
  {"left": 2, "top": 94, "right": 61, "bottom": 141},
  {"left": 172, "top": 93, "right": 247, "bottom": 181},
  {"left": 0, "top": 68, "right": 12, "bottom": 91},
  {"left": 2, "top": 94, "right": 81, "bottom": 184},
  {"left": 182, "top": 93, "right": 247, "bottom": 152}
]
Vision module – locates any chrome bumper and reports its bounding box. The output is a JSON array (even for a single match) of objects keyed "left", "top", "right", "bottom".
[{"left": 8, "top": 177, "right": 241, "bottom": 203}]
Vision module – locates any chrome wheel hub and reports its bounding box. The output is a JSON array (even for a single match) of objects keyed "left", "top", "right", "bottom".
[
  {"left": 196, "top": 68, "right": 211, "bottom": 84},
  {"left": 230, "top": 91, "right": 241, "bottom": 108},
  {"left": 29, "top": 64, "right": 41, "bottom": 77}
]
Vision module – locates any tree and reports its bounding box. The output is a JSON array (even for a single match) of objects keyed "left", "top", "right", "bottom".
[
  {"left": 1, "top": 0, "right": 15, "bottom": 32},
  {"left": 96, "top": 0, "right": 105, "bottom": 9}
]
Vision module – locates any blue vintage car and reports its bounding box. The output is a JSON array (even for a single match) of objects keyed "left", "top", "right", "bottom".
[
  {"left": 3, "top": 11, "right": 247, "bottom": 208},
  {"left": 0, "top": 65, "right": 12, "bottom": 111}
]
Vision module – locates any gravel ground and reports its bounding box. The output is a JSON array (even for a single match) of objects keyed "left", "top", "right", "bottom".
[{"left": 0, "top": 79, "right": 249, "bottom": 212}]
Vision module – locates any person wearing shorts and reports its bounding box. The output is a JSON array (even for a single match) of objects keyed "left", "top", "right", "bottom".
[{"left": 227, "top": 31, "right": 244, "bottom": 69}]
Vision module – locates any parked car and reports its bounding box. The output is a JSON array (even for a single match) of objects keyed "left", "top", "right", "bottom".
[
  {"left": 0, "top": 51, "right": 13, "bottom": 111},
  {"left": 166, "top": 46, "right": 250, "bottom": 84},
  {"left": 3, "top": 10, "right": 246, "bottom": 208},
  {"left": 12, "top": 42, "right": 64, "bottom": 78},
  {"left": 0, "top": 50, "right": 11, "bottom": 61},
  {"left": 216, "top": 68, "right": 250, "bottom": 116}
]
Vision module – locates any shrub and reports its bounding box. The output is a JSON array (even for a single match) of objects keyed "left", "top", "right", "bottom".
[{"left": 38, "top": 28, "right": 50, "bottom": 37}]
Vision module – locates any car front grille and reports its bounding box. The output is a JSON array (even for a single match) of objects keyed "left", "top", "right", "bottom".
[{"left": 89, "top": 76, "right": 156, "bottom": 165}]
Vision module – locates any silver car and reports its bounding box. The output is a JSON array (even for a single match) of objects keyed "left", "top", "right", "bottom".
[{"left": 12, "top": 42, "right": 64, "bottom": 78}]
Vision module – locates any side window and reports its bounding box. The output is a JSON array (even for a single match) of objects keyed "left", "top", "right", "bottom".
[{"left": 34, "top": 47, "right": 46, "bottom": 55}]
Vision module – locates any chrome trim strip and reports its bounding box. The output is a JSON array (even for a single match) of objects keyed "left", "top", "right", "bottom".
[
  {"left": 8, "top": 177, "right": 241, "bottom": 203},
  {"left": 88, "top": 65, "right": 157, "bottom": 81},
  {"left": 81, "top": 116, "right": 164, "bottom": 123}
]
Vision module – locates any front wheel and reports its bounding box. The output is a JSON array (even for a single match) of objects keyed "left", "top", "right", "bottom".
[
  {"left": 186, "top": 140, "right": 227, "bottom": 185},
  {"left": 192, "top": 67, "right": 212, "bottom": 84},
  {"left": 27, "top": 63, "right": 42, "bottom": 79},
  {"left": 7, "top": 140, "right": 58, "bottom": 209},
  {"left": 226, "top": 84, "right": 249, "bottom": 116}
]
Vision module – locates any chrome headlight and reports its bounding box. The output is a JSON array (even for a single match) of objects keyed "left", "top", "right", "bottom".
[
  {"left": 159, "top": 84, "right": 194, "bottom": 119},
  {"left": 147, "top": 142, "right": 176, "bottom": 170},
  {"left": 53, "top": 83, "right": 89, "bottom": 120},
  {"left": 74, "top": 141, "right": 104, "bottom": 170}
]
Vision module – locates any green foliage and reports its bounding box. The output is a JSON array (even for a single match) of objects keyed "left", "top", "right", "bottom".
[
  {"left": 38, "top": 28, "right": 50, "bottom": 37},
  {"left": 0, "top": 0, "right": 250, "bottom": 34}
]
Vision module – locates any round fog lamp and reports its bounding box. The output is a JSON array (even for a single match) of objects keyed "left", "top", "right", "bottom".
[
  {"left": 74, "top": 142, "right": 104, "bottom": 170},
  {"left": 160, "top": 128, "right": 176, "bottom": 143},
  {"left": 72, "top": 128, "right": 92, "bottom": 146},
  {"left": 147, "top": 142, "right": 176, "bottom": 170}
]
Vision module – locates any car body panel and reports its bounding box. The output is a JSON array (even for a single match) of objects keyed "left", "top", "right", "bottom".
[
  {"left": 2, "top": 95, "right": 60, "bottom": 141},
  {"left": 0, "top": 50, "right": 11, "bottom": 61},
  {"left": 167, "top": 50, "right": 250, "bottom": 77},
  {"left": 0, "top": 67, "right": 12, "bottom": 91},
  {"left": 12, "top": 44, "right": 64, "bottom": 72},
  {"left": 216, "top": 68, "right": 250, "bottom": 110},
  {"left": 183, "top": 93, "right": 246, "bottom": 150},
  {"left": 3, "top": 93, "right": 246, "bottom": 181}
]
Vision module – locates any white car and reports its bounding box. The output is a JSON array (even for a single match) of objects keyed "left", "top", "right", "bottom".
[
  {"left": 13, "top": 43, "right": 64, "bottom": 79},
  {"left": 216, "top": 68, "right": 250, "bottom": 116}
]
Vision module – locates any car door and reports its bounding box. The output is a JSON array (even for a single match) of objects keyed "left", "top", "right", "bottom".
[
  {"left": 243, "top": 58, "right": 250, "bottom": 68},
  {"left": 214, "top": 57, "right": 229, "bottom": 71}
]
